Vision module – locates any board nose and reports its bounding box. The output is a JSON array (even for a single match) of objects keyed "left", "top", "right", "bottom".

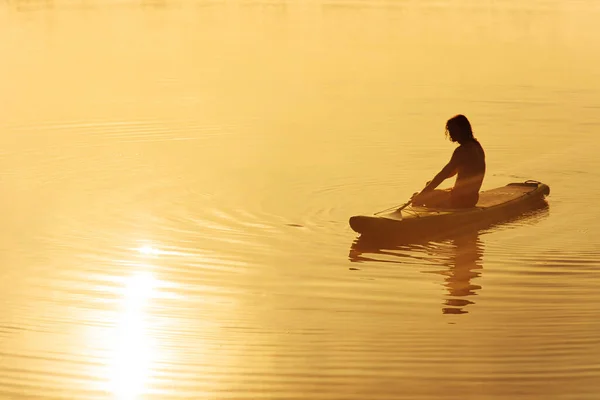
[{"left": 541, "top": 184, "right": 550, "bottom": 196}]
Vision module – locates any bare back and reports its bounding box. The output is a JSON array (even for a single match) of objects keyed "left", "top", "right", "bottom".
[{"left": 452, "top": 139, "right": 486, "bottom": 203}]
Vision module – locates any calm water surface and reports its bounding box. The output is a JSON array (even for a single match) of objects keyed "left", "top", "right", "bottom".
[{"left": 1, "top": 1, "right": 600, "bottom": 399}]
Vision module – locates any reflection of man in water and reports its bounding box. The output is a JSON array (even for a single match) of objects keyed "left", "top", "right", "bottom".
[
  {"left": 436, "top": 231, "right": 484, "bottom": 315},
  {"left": 349, "top": 231, "right": 484, "bottom": 315}
]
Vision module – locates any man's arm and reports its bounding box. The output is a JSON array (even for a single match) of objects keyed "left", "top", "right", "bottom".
[
  {"left": 418, "top": 148, "right": 461, "bottom": 192},
  {"left": 422, "top": 161, "right": 458, "bottom": 192}
]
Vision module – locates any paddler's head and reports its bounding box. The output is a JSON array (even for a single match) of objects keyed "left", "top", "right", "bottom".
[{"left": 445, "top": 114, "right": 474, "bottom": 144}]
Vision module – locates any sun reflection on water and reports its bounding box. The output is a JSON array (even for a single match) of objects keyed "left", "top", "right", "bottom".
[
  {"left": 107, "top": 270, "right": 157, "bottom": 400},
  {"left": 137, "top": 244, "right": 161, "bottom": 256}
]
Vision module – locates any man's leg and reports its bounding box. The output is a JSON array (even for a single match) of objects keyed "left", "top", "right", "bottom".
[{"left": 420, "top": 189, "right": 453, "bottom": 208}]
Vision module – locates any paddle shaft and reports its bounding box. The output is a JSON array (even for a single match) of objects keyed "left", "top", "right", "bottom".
[{"left": 374, "top": 195, "right": 415, "bottom": 215}]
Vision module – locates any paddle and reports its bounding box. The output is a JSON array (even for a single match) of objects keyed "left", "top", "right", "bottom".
[{"left": 374, "top": 192, "right": 418, "bottom": 215}]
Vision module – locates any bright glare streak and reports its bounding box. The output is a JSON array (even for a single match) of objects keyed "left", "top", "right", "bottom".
[
  {"left": 108, "top": 271, "right": 157, "bottom": 400},
  {"left": 137, "top": 245, "right": 160, "bottom": 256}
]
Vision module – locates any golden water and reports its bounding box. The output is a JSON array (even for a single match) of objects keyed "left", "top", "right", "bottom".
[{"left": 1, "top": 1, "right": 600, "bottom": 398}]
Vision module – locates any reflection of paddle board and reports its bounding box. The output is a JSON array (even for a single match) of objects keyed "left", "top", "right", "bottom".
[{"left": 349, "top": 180, "right": 550, "bottom": 238}]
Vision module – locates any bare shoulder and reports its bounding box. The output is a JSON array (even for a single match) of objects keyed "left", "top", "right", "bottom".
[
  {"left": 472, "top": 139, "right": 486, "bottom": 156},
  {"left": 452, "top": 141, "right": 484, "bottom": 162},
  {"left": 452, "top": 144, "right": 467, "bottom": 157},
  {"left": 464, "top": 140, "right": 484, "bottom": 154}
]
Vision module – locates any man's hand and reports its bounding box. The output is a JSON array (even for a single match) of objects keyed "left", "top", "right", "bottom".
[{"left": 411, "top": 191, "right": 427, "bottom": 206}]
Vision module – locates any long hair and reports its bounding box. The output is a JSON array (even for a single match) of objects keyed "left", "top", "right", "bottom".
[{"left": 445, "top": 114, "right": 474, "bottom": 143}]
